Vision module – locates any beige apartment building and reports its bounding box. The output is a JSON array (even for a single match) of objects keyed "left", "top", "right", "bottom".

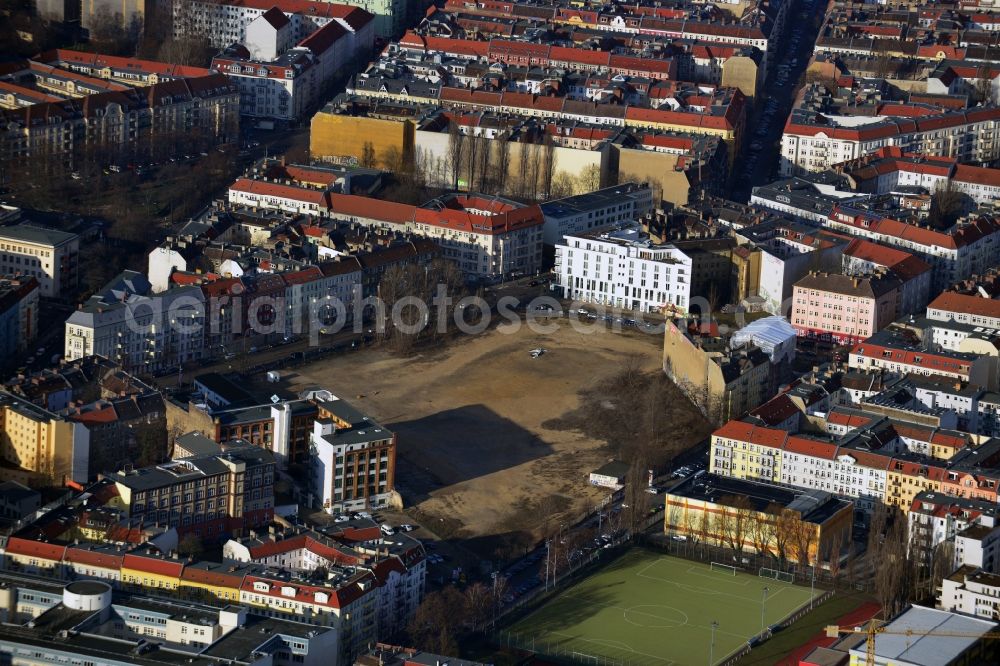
[
  {"left": 0, "top": 392, "right": 89, "bottom": 484},
  {"left": 0, "top": 225, "right": 79, "bottom": 297}
]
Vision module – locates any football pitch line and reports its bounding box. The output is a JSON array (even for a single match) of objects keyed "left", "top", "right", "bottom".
[
  {"left": 557, "top": 591, "right": 749, "bottom": 640},
  {"left": 634, "top": 563, "right": 796, "bottom": 605},
  {"left": 549, "top": 630, "right": 677, "bottom": 666}
]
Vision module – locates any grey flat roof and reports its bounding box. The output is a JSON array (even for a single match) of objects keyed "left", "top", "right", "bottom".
[
  {"left": 540, "top": 183, "right": 646, "bottom": 219},
  {"left": 856, "top": 606, "right": 998, "bottom": 665},
  {"left": 0, "top": 224, "right": 78, "bottom": 246}
]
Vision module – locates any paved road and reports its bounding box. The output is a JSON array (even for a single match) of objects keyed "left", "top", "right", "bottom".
[{"left": 731, "top": 0, "right": 826, "bottom": 201}]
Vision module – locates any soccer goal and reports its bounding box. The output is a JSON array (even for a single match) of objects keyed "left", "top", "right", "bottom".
[
  {"left": 711, "top": 562, "right": 738, "bottom": 576},
  {"left": 759, "top": 567, "right": 794, "bottom": 583}
]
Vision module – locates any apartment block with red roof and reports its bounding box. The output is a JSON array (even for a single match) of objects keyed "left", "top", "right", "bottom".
[
  {"left": 842, "top": 238, "right": 933, "bottom": 316},
  {"left": 909, "top": 491, "right": 1000, "bottom": 574},
  {"left": 228, "top": 175, "right": 543, "bottom": 279},
  {"left": 823, "top": 207, "right": 1000, "bottom": 292},
  {"left": 779, "top": 79, "right": 1000, "bottom": 176},
  {"left": 224, "top": 524, "right": 425, "bottom": 638},
  {"left": 928, "top": 292, "right": 1000, "bottom": 331},
  {"left": 835, "top": 147, "right": 1000, "bottom": 211},
  {"left": 0, "top": 52, "right": 240, "bottom": 173},
  {"left": 848, "top": 325, "right": 997, "bottom": 387}
]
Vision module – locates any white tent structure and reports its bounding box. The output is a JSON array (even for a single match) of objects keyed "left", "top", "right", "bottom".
[{"left": 729, "top": 316, "right": 797, "bottom": 363}]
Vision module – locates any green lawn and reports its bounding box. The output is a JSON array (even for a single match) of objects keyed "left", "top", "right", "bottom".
[{"left": 505, "top": 549, "right": 819, "bottom": 666}]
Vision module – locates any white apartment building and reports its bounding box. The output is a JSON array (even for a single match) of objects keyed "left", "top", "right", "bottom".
[
  {"left": 0, "top": 225, "right": 79, "bottom": 297},
  {"left": 555, "top": 224, "right": 691, "bottom": 314},
  {"left": 210, "top": 6, "right": 373, "bottom": 121},
  {"left": 940, "top": 567, "right": 1000, "bottom": 620},
  {"left": 928, "top": 292, "right": 1000, "bottom": 330},
  {"left": 824, "top": 208, "right": 1000, "bottom": 291},
  {"left": 908, "top": 491, "right": 1000, "bottom": 572},
  {"left": 539, "top": 183, "right": 653, "bottom": 246},
  {"left": 174, "top": 0, "right": 372, "bottom": 48},
  {"left": 780, "top": 107, "right": 1000, "bottom": 176},
  {"left": 63, "top": 272, "right": 205, "bottom": 373}
]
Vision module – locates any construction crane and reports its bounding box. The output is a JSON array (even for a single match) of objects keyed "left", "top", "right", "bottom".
[{"left": 826, "top": 619, "right": 1000, "bottom": 666}]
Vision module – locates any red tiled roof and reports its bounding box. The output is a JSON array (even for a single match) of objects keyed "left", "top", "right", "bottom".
[
  {"left": 38, "top": 49, "right": 212, "bottom": 79},
  {"left": 282, "top": 267, "right": 324, "bottom": 286},
  {"left": 5, "top": 537, "right": 67, "bottom": 562},
  {"left": 928, "top": 291, "right": 1000, "bottom": 320},
  {"left": 122, "top": 553, "right": 185, "bottom": 577},
  {"left": 216, "top": 0, "right": 373, "bottom": 29},
  {"left": 230, "top": 178, "right": 329, "bottom": 207},
  {"left": 64, "top": 546, "right": 124, "bottom": 570},
  {"left": 826, "top": 409, "right": 873, "bottom": 429},
  {"left": 241, "top": 572, "right": 375, "bottom": 609},
  {"left": 842, "top": 238, "right": 931, "bottom": 280},
  {"left": 747, "top": 394, "right": 801, "bottom": 426},
  {"left": 784, "top": 436, "right": 837, "bottom": 459},
  {"left": 954, "top": 164, "right": 1000, "bottom": 189}
]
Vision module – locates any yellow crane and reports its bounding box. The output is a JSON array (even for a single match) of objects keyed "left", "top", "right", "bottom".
[{"left": 826, "top": 619, "right": 1000, "bottom": 666}]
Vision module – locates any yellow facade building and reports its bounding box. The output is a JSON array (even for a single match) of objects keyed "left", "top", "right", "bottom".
[
  {"left": 0, "top": 394, "right": 86, "bottom": 485},
  {"left": 310, "top": 111, "right": 414, "bottom": 168},
  {"left": 664, "top": 474, "right": 854, "bottom": 565}
]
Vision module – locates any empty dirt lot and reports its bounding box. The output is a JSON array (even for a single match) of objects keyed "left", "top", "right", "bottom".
[{"left": 286, "top": 319, "right": 698, "bottom": 555}]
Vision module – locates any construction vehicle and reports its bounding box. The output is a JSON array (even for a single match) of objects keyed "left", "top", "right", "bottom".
[{"left": 826, "top": 619, "right": 1000, "bottom": 666}]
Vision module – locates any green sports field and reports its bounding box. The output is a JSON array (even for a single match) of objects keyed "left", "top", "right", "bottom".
[{"left": 506, "top": 549, "right": 820, "bottom": 666}]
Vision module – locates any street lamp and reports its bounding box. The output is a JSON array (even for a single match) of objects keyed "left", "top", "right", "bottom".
[
  {"left": 709, "top": 620, "right": 718, "bottom": 666},
  {"left": 810, "top": 561, "right": 816, "bottom": 609},
  {"left": 760, "top": 586, "right": 769, "bottom": 635}
]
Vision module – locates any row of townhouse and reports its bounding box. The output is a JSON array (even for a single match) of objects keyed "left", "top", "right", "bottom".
[
  {"left": 846, "top": 325, "right": 999, "bottom": 387},
  {"left": 432, "top": 85, "right": 747, "bottom": 155},
  {"left": 396, "top": 32, "right": 680, "bottom": 82},
  {"left": 0, "top": 52, "right": 240, "bottom": 172},
  {"left": 227, "top": 178, "right": 544, "bottom": 278},
  {"left": 779, "top": 106, "right": 1000, "bottom": 177},
  {"left": 835, "top": 147, "right": 1000, "bottom": 209},
  {"left": 822, "top": 206, "right": 1000, "bottom": 291},
  {"left": 709, "top": 418, "right": 1000, "bottom": 517},
  {"left": 1, "top": 533, "right": 415, "bottom": 666},
  {"left": 429, "top": 0, "right": 778, "bottom": 69}
]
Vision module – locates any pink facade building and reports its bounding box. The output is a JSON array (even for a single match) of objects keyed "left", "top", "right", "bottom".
[{"left": 791, "top": 272, "right": 901, "bottom": 344}]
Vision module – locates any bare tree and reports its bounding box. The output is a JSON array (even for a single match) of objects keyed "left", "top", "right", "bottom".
[
  {"left": 447, "top": 121, "right": 464, "bottom": 190},
  {"left": 773, "top": 505, "right": 798, "bottom": 565},
  {"left": 750, "top": 508, "right": 777, "bottom": 557},
  {"left": 541, "top": 133, "right": 557, "bottom": 198},
  {"left": 576, "top": 164, "right": 602, "bottom": 192},
  {"left": 791, "top": 521, "right": 817, "bottom": 568},
  {"left": 873, "top": 515, "right": 913, "bottom": 619},
  {"left": 464, "top": 582, "right": 491, "bottom": 630},
  {"left": 826, "top": 529, "right": 845, "bottom": 590},
  {"left": 407, "top": 587, "right": 465, "bottom": 654},
  {"left": 928, "top": 180, "right": 966, "bottom": 229},
  {"left": 493, "top": 132, "right": 512, "bottom": 192},
  {"left": 623, "top": 457, "right": 649, "bottom": 536},
  {"left": 360, "top": 141, "right": 377, "bottom": 168}
]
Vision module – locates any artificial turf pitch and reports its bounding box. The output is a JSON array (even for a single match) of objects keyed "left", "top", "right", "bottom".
[{"left": 506, "top": 549, "right": 820, "bottom": 666}]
